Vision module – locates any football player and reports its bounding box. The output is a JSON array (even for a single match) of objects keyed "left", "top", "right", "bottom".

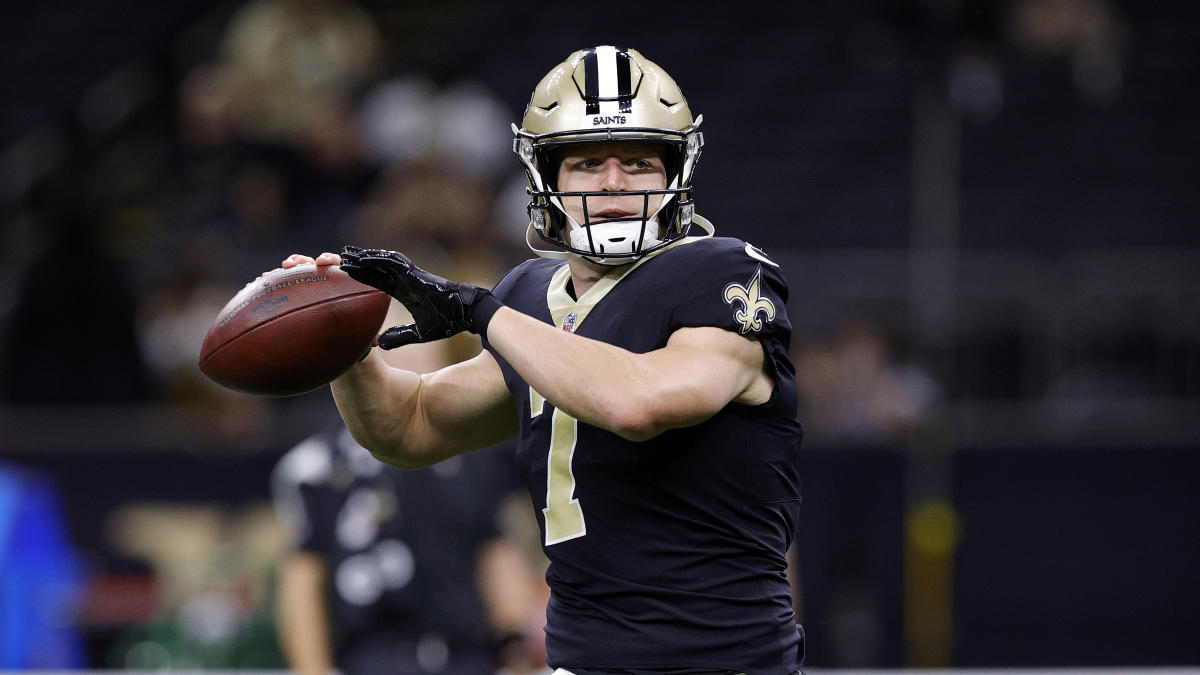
[{"left": 285, "top": 46, "right": 805, "bottom": 674}]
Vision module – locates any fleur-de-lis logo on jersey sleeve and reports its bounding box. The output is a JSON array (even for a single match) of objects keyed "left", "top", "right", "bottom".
[{"left": 723, "top": 266, "right": 776, "bottom": 334}]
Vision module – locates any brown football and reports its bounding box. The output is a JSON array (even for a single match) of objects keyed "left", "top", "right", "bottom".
[{"left": 198, "top": 263, "right": 389, "bottom": 396}]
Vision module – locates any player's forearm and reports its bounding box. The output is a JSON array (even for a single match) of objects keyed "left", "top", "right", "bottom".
[
  {"left": 486, "top": 307, "right": 690, "bottom": 440},
  {"left": 330, "top": 352, "right": 432, "bottom": 468},
  {"left": 332, "top": 350, "right": 519, "bottom": 466}
]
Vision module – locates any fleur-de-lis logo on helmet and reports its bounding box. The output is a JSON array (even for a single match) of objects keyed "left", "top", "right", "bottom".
[{"left": 723, "top": 266, "right": 776, "bottom": 334}]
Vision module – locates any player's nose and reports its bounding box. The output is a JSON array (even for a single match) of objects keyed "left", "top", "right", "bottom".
[{"left": 599, "top": 158, "right": 628, "bottom": 191}]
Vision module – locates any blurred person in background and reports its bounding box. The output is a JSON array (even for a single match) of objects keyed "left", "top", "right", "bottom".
[
  {"left": 219, "top": 0, "right": 383, "bottom": 151},
  {"left": 352, "top": 69, "right": 523, "bottom": 283},
  {"left": 285, "top": 46, "right": 805, "bottom": 673},
  {"left": 0, "top": 462, "right": 85, "bottom": 667},
  {"left": 793, "top": 320, "right": 943, "bottom": 443},
  {"left": 271, "top": 424, "right": 546, "bottom": 674},
  {"left": 138, "top": 28, "right": 521, "bottom": 401},
  {"left": 217, "top": 0, "right": 382, "bottom": 255}
]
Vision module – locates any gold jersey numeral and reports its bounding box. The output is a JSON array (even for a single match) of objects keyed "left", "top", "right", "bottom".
[{"left": 533, "top": 386, "right": 586, "bottom": 545}]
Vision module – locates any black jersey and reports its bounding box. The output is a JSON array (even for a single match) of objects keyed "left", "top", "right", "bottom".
[{"left": 484, "top": 234, "right": 804, "bottom": 674}]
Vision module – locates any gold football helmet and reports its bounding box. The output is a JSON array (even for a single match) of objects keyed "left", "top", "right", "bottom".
[{"left": 513, "top": 46, "right": 705, "bottom": 264}]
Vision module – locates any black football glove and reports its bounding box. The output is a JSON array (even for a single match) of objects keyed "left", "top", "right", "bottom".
[{"left": 339, "top": 246, "right": 504, "bottom": 349}]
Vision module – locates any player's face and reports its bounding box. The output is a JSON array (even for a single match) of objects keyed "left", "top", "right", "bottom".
[{"left": 555, "top": 141, "right": 668, "bottom": 225}]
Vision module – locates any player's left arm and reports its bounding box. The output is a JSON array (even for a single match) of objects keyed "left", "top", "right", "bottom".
[
  {"left": 485, "top": 309, "right": 773, "bottom": 441},
  {"left": 335, "top": 244, "right": 780, "bottom": 443}
]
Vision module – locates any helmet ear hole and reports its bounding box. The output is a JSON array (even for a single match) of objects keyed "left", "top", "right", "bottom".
[
  {"left": 541, "top": 147, "right": 568, "bottom": 190},
  {"left": 662, "top": 151, "right": 683, "bottom": 188}
]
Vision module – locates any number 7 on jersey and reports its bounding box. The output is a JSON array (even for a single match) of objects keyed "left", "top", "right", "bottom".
[{"left": 532, "top": 386, "right": 587, "bottom": 545}]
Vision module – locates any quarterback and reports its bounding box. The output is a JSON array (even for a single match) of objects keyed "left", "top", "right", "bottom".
[{"left": 287, "top": 46, "right": 805, "bottom": 674}]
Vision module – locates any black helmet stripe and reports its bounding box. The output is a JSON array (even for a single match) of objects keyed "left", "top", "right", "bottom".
[
  {"left": 582, "top": 46, "right": 634, "bottom": 115},
  {"left": 583, "top": 47, "right": 600, "bottom": 115},
  {"left": 616, "top": 47, "right": 633, "bottom": 113}
]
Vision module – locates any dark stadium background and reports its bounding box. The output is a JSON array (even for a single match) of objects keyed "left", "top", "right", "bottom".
[{"left": 1, "top": 0, "right": 1197, "bottom": 669}]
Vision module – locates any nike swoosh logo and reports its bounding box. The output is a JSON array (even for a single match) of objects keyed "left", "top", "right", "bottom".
[{"left": 745, "top": 243, "right": 780, "bottom": 267}]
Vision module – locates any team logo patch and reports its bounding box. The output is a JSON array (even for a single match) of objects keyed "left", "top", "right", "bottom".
[
  {"left": 561, "top": 312, "right": 578, "bottom": 332},
  {"left": 723, "top": 266, "right": 776, "bottom": 334}
]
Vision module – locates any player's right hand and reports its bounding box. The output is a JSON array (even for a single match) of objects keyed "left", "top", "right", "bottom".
[{"left": 280, "top": 252, "right": 341, "bottom": 268}]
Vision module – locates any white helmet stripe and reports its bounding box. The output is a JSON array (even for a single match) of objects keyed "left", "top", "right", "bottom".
[{"left": 596, "top": 45, "right": 619, "bottom": 116}]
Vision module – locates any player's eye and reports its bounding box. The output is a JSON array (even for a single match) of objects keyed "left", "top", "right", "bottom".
[{"left": 629, "top": 157, "right": 663, "bottom": 171}]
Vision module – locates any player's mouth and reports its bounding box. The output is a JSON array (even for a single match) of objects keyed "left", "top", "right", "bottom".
[{"left": 590, "top": 208, "right": 638, "bottom": 221}]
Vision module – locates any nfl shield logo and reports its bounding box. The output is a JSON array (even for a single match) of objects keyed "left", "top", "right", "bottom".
[{"left": 562, "top": 312, "right": 577, "bottom": 332}]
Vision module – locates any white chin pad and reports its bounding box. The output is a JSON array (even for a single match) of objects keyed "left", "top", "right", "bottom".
[{"left": 568, "top": 219, "right": 661, "bottom": 256}]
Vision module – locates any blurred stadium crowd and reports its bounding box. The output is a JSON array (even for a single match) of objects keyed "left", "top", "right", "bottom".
[{"left": 0, "top": 0, "right": 1196, "bottom": 670}]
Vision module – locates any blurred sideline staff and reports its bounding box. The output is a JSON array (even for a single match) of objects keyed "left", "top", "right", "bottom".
[{"left": 271, "top": 319, "right": 546, "bottom": 675}]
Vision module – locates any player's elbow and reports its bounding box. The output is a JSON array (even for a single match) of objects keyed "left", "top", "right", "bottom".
[
  {"left": 366, "top": 447, "right": 436, "bottom": 471},
  {"left": 608, "top": 414, "right": 661, "bottom": 442},
  {"left": 607, "top": 387, "right": 725, "bottom": 442},
  {"left": 343, "top": 427, "right": 437, "bottom": 470},
  {"left": 601, "top": 397, "right": 671, "bottom": 442}
]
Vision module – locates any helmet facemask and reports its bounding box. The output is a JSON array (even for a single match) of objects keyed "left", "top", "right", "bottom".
[{"left": 513, "top": 46, "right": 704, "bottom": 265}]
